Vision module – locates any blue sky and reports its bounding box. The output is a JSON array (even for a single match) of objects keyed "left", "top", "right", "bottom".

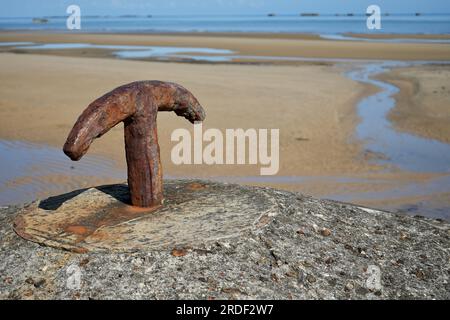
[{"left": 1, "top": 0, "right": 450, "bottom": 17}]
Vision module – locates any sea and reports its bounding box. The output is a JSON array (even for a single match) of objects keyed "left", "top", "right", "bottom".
[{"left": 0, "top": 14, "right": 449, "bottom": 35}]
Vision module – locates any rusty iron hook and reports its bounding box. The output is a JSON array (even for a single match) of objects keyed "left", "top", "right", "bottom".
[{"left": 63, "top": 81, "right": 206, "bottom": 207}]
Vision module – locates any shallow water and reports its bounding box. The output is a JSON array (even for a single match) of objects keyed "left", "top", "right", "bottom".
[
  {"left": 0, "top": 140, "right": 125, "bottom": 206},
  {"left": 0, "top": 51, "right": 449, "bottom": 218},
  {"left": 5, "top": 42, "right": 450, "bottom": 64},
  {"left": 0, "top": 41, "right": 34, "bottom": 46},
  {"left": 9, "top": 42, "right": 235, "bottom": 62},
  {"left": 320, "top": 34, "right": 450, "bottom": 43},
  {"left": 0, "top": 139, "right": 449, "bottom": 219},
  {"left": 347, "top": 62, "right": 450, "bottom": 173},
  {"left": 1, "top": 14, "right": 450, "bottom": 35}
]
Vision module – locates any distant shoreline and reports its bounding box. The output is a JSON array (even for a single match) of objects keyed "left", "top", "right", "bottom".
[
  {"left": 1, "top": 13, "right": 449, "bottom": 35},
  {"left": 1, "top": 30, "right": 450, "bottom": 217},
  {"left": 2, "top": 12, "right": 450, "bottom": 19},
  {"left": 1, "top": 29, "right": 450, "bottom": 42},
  {"left": 1, "top": 31, "right": 450, "bottom": 61}
]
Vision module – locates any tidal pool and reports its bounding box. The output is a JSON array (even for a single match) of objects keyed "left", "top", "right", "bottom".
[
  {"left": 0, "top": 45, "right": 449, "bottom": 218},
  {"left": 3, "top": 41, "right": 235, "bottom": 62},
  {"left": 0, "top": 140, "right": 125, "bottom": 206},
  {"left": 347, "top": 62, "right": 450, "bottom": 173}
]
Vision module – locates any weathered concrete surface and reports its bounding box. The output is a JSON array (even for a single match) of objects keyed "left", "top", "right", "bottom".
[
  {"left": 12, "top": 181, "right": 277, "bottom": 253},
  {"left": 0, "top": 180, "right": 449, "bottom": 299}
]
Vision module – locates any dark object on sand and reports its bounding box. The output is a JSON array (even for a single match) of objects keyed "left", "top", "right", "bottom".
[
  {"left": 63, "top": 81, "right": 205, "bottom": 207},
  {"left": 32, "top": 18, "right": 48, "bottom": 24}
]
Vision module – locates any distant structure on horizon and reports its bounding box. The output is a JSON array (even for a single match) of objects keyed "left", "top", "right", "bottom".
[
  {"left": 300, "top": 13, "right": 319, "bottom": 17},
  {"left": 267, "top": 13, "right": 276, "bottom": 17},
  {"left": 32, "top": 18, "right": 48, "bottom": 24}
]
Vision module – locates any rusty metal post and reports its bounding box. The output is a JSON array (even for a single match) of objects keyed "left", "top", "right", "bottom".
[{"left": 63, "top": 81, "right": 205, "bottom": 207}]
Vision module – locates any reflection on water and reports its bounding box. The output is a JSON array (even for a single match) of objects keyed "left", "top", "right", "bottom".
[
  {"left": 0, "top": 140, "right": 449, "bottom": 220},
  {"left": 0, "top": 42, "right": 34, "bottom": 46},
  {"left": 0, "top": 51, "right": 449, "bottom": 219},
  {"left": 1, "top": 14, "right": 450, "bottom": 34},
  {"left": 320, "top": 34, "right": 450, "bottom": 44},
  {"left": 348, "top": 62, "right": 450, "bottom": 173},
  {"left": 0, "top": 140, "right": 125, "bottom": 206},
  {"left": 5, "top": 42, "right": 235, "bottom": 62},
  {"left": 5, "top": 42, "right": 450, "bottom": 65}
]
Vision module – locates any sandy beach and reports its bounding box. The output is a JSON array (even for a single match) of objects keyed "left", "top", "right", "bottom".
[
  {"left": 378, "top": 64, "right": 450, "bottom": 144},
  {"left": 0, "top": 31, "right": 449, "bottom": 218},
  {"left": 1, "top": 32, "right": 450, "bottom": 60},
  {"left": 0, "top": 51, "right": 370, "bottom": 176},
  {"left": 345, "top": 33, "right": 450, "bottom": 40},
  {"left": 2, "top": 0, "right": 450, "bottom": 302}
]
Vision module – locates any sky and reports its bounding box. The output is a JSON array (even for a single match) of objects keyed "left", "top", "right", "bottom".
[{"left": 1, "top": 0, "right": 450, "bottom": 17}]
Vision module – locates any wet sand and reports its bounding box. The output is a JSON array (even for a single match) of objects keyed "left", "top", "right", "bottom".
[
  {"left": 378, "top": 65, "right": 450, "bottom": 144},
  {"left": 0, "top": 52, "right": 370, "bottom": 177},
  {"left": 345, "top": 33, "right": 450, "bottom": 40},
  {"left": 1, "top": 31, "right": 450, "bottom": 218},
  {"left": 1, "top": 32, "right": 450, "bottom": 60}
]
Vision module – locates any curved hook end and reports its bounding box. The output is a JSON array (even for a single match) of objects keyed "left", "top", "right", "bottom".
[{"left": 63, "top": 142, "right": 84, "bottom": 161}]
